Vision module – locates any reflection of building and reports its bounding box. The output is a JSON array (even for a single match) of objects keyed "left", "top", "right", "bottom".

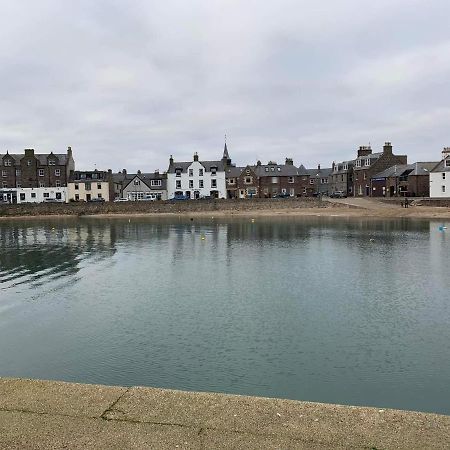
[
  {"left": 167, "top": 151, "right": 227, "bottom": 199},
  {"left": 430, "top": 148, "right": 450, "bottom": 198},
  {"left": 68, "top": 170, "right": 114, "bottom": 202}
]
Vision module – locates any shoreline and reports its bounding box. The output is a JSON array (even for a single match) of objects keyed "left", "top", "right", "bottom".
[{"left": 1, "top": 205, "right": 450, "bottom": 221}]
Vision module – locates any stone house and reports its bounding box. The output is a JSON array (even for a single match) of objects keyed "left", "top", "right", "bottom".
[
  {"left": 353, "top": 143, "right": 407, "bottom": 197},
  {"left": 329, "top": 160, "right": 354, "bottom": 196},
  {"left": 371, "top": 162, "right": 437, "bottom": 197},
  {"left": 256, "top": 159, "right": 306, "bottom": 198},
  {"left": 0, "top": 147, "right": 75, "bottom": 191},
  {"left": 225, "top": 166, "right": 243, "bottom": 199},
  {"left": 429, "top": 148, "right": 450, "bottom": 198},
  {"left": 305, "top": 165, "right": 333, "bottom": 196},
  {"left": 68, "top": 170, "right": 114, "bottom": 202}
]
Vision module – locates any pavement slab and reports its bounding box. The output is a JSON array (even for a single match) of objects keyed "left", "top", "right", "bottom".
[{"left": 1, "top": 378, "right": 449, "bottom": 449}]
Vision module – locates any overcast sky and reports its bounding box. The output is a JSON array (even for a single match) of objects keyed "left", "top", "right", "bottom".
[{"left": 1, "top": 0, "right": 449, "bottom": 172}]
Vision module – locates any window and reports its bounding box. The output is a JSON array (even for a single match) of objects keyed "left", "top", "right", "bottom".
[
  {"left": 246, "top": 169, "right": 250, "bottom": 175},
  {"left": 2, "top": 170, "right": 6, "bottom": 177},
  {"left": 288, "top": 176, "right": 294, "bottom": 183},
  {"left": 4, "top": 159, "right": 12, "bottom": 166},
  {"left": 277, "top": 167, "right": 281, "bottom": 172},
  {"left": 31, "top": 192, "right": 36, "bottom": 198},
  {"left": 211, "top": 167, "right": 217, "bottom": 175},
  {"left": 290, "top": 188, "right": 295, "bottom": 196},
  {"left": 43, "top": 192, "right": 50, "bottom": 198},
  {"left": 92, "top": 173, "right": 98, "bottom": 179},
  {"left": 199, "top": 180, "right": 204, "bottom": 188},
  {"left": 97, "top": 183, "right": 102, "bottom": 189},
  {"left": 16, "top": 169, "right": 21, "bottom": 176},
  {"left": 151, "top": 180, "right": 162, "bottom": 186},
  {"left": 309, "top": 179, "right": 315, "bottom": 184},
  {"left": 271, "top": 177, "right": 278, "bottom": 184},
  {"left": 38, "top": 169, "right": 44, "bottom": 177},
  {"left": 334, "top": 165, "right": 338, "bottom": 172},
  {"left": 55, "top": 169, "right": 61, "bottom": 176},
  {"left": 176, "top": 180, "right": 181, "bottom": 189},
  {"left": 80, "top": 173, "right": 86, "bottom": 179},
  {"left": 443, "top": 173, "right": 446, "bottom": 180},
  {"left": 343, "top": 163, "right": 348, "bottom": 170},
  {"left": 175, "top": 169, "right": 182, "bottom": 177},
  {"left": 303, "top": 187, "right": 307, "bottom": 194},
  {"left": 265, "top": 167, "right": 269, "bottom": 172},
  {"left": 2, "top": 182, "right": 7, "bottom": 188},
  {"left": 75, "top": 194, "right": 79, "bottom": 201},
  {"left": 189, "top": 180, "right": 194, "bottom": 188},
  {"left": 446, "top": 160, "right": 450, "bottom": 167},
  {"left": 245, "top": 177, "right": 252, "bottom": 184},
  {"left": 356, "top": 160, "right": 361, "bottom": 168},
  {"left": 442, "top": 186, "right": 446, "bottom": 193},
  {"left": 189, "top": 169, "right": 193, "bottom": 177},
  {"left": 16, "top": 183, "right": 21, "bottom": 188},
  {"left": 27, "top": 160, "right": 32, "bottom": 166},
  {"left": 211, "top": 179, "right": 217, "bottom": 188},
  {"left": 228, "top": 178, "right": 235, "bottom": 185},
  {"left": 85, "top": 182, "right": 91, "bottom": 190},
  {"left": 365, "top": 159, "right": 370, "bottom": 167},
  {"left": 56, "top": 180, "right": 61, "bottom": 187},
  {"left": 98, "top": 193, "right": 102, "bottom": 199},
  {"left": 48, "top": 160, "right": 56, "bottom": 166},
  {"left": 39, "top": 181, "right": 45, "bottom": 187},
  {"left": 56, "top": 192, "right": 62, "bottom": 200},
  {"left": 134, "top": 180, "right": 140, "bottom": 185},
  {"left": 321, "top": 178, "right": 328, "bottom": 184},
  {"left": 270, "top": 167, "right": 275, "bottom": 172},
  {"left": 199, "top": 169, "right": 203, "bottom": 176},
  {"left": 363, "top": 173, "right": 367, "bottom": 180},
  {"left": 20, "top": 193, "right": 26, "bottom": 201},
  {"left": 75, "top": 183, "right": 79, "bottom": 190}
]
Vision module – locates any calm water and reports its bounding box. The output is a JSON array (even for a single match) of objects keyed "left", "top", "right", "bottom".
[{"left": 0, "top": 216, "right": 449, "bottom": 415}]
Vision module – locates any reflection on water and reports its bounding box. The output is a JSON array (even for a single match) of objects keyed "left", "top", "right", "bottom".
[{"left": 0, "top": 216, "right": 449, "bottom": 415}]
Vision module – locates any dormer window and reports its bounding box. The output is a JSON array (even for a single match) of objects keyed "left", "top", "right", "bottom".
[
  {"left": 175, "top": 168, "right": 182, "bottom": 177},
  {"left": 246, "top": 169, "right": 250, "bottom": 175},
  {"left": 445, "top": 159, "right": 450, "bottom": 167},
  {"left": 343, "top": 163, "right": 348, "bottom": 171},
  {"left": 48, "top": 160, "right": 56, "bottom": 166},
  {"left": 265, "top": 167, "right": 269, "bottom": 172},
  {"left": 211, "top": 167, "right": 217, "bottom": 175},
  {"left": 356, "top": 160, "right": 361, "bottom": 168},
  {"left": 365, "top": 158, "right": 370, "bottom": 167},
  {"left": 334, "top": 165, "right": 338, "bottom": 172},
  {"left": 277, "top": 167, "right": 281, "bottom": 172},
  {"left": 4, "top": 159, "right": 12, "bottom": 167},
  {"left": 270, "top": 167, "right": 275, "bottom": 172}
]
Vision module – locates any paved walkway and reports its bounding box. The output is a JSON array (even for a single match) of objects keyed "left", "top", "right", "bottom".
[
  {"left": 325, "top": 197, "right": 400, "bottom": 210},
  {"left": 1, "top": 378, "right": 449, "bottom": 449}
]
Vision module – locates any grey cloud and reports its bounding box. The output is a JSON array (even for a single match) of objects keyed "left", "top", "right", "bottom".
[{"left": 1, "top": 0, "right": 449, "bottom": 171}]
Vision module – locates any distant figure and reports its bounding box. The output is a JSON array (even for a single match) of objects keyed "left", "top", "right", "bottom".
[{"left": 405, "top": 198, "right": 409, "bottom": 208}]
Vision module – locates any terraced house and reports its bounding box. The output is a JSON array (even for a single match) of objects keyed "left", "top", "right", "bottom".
[
  {"left": 0, "top": 147, "right": 75, "bottom": 203},
  {"left": 353, "top": 142, "right": 407, "bottom": 196},
  {"left": 329, "top": 160, "right": 354, "bottom": 197},
  {"left": 68, "top": 170, "right": 114, "bottom": 202}
]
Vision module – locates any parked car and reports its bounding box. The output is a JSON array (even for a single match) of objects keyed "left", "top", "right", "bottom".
[
  {"left": 114, "top": 198, "right": 128, "bottom": 202},
  {"left": 330, "top": 191, "right": 347, "bottom": 198},
  {"left": 89, "top": 198, "right": 105, "bottom": 202},
  {"left": 276, "top": 192, "right": 291, "bottom": 198},
  {"left": 172, "top": 194, "right": 189, "bottom": 200},
  {"left": 43, "top": 198, "right": 64, "bottom": 203}
]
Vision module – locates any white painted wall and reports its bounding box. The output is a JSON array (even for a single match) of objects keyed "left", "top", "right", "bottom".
[
  {"left": 16, "top": 187, "right": 68, "bottom": 203},
  {"left": 167, "top": 161, "right": 226, "bottom": 199},
  {"left": 430, "top": 171, "right": 450, "bottom": 198}
]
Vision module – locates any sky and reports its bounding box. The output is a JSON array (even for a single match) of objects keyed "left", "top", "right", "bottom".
[{"left": 1, "top": 0, "right": 449, "bottom": 172}]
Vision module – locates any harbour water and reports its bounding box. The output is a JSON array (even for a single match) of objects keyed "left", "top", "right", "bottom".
[{"left": 0, "top": 216, "right": 449, "bottom": 415}]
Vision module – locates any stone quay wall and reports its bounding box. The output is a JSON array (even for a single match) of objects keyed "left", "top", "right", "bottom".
[{"left": 0, "top": 197, "right": 334, "bottom": 217}]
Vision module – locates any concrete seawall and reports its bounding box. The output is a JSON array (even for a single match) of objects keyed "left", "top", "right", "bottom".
[
  {"left": 0, "top": 197, "right": 337, "bottom": 218},
  {"left": 0, "top": 378, "right": 449, "bottom": 449}
]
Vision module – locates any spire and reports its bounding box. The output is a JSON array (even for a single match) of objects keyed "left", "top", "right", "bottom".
[{"left": 223, "top": 134, "right": 229, "bottom": 160}]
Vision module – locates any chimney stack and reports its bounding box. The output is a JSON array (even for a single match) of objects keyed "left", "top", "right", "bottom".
[
  {"left": 318, "top": 164, "right": 321, "bottom": 170},
  {"left": 193, "top": 152, "right": 199, "bottom": 162},
  {"left": 357, "top": 145, "right": 372, "bottom": 157},
  {"left": 442, "top": 147, "right": 450, "bottom": 159},
  {"left": 285, "top": 157, "right": 293, "bottom": 166},
  {"left": 67, "top": 146, "right": 72, "bottom": 158},
  {"left": 122, "top": 169, "right": 127, "bottom": 175},
  {"left": 24, "top": 148, "right": 35, "bottom": 157},
  {"left": 383, "top": 142, "right": 393, "bottom": 155}
]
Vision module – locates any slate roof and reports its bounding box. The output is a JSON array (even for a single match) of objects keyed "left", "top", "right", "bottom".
[
  {"left": 254, "top": 163, "right": 299, "bottom": 177},
  {"left": 167, "top": 160, "right": 225, "bottom": 174},
  {"left": 374, "top": 162, "right": 439, "bottom": 178},
  {"left": 430, "top": 158, "right": 450, "bottom": 173},
  {"left": 226, "top": 166, "right": 244, "bottom": 177},
  {"left": 0, "top": 152, "right": 69, "bottom": 166},
  {"left": 305, "top": 167, "right": 333, "bottom": 178},
  {"left": 113, "top": 172, "right": 167, "bottom": 190}
]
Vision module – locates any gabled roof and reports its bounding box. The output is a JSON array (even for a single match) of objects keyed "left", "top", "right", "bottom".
[
  {"left": 305, "top": 167, "right": 333, "bottom": 178},
  {"left": 374, "top": 162, "right": 439, "bottom": 178},
  {"left": 430, "top": 158, "right": 450, "bottom": 173},
  {"left": 167, "top": 160, "right": 225, "bottom": 174},
  {"left": 121, "top": 173, "right": 167, "bottom": 190},
  {"left": 226, "top": 166, "right": 244, "bottom": 177}
]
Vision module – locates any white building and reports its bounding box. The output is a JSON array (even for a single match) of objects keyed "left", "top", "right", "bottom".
[
  {"left": 16, "top": 187, "right": 68, "bottom": 203},
  {"left": 429, "top": 148, "right": 450, "bottom": 198},
  {"left": 167, "top": 152, "right": 227, "bottom": 199}
]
